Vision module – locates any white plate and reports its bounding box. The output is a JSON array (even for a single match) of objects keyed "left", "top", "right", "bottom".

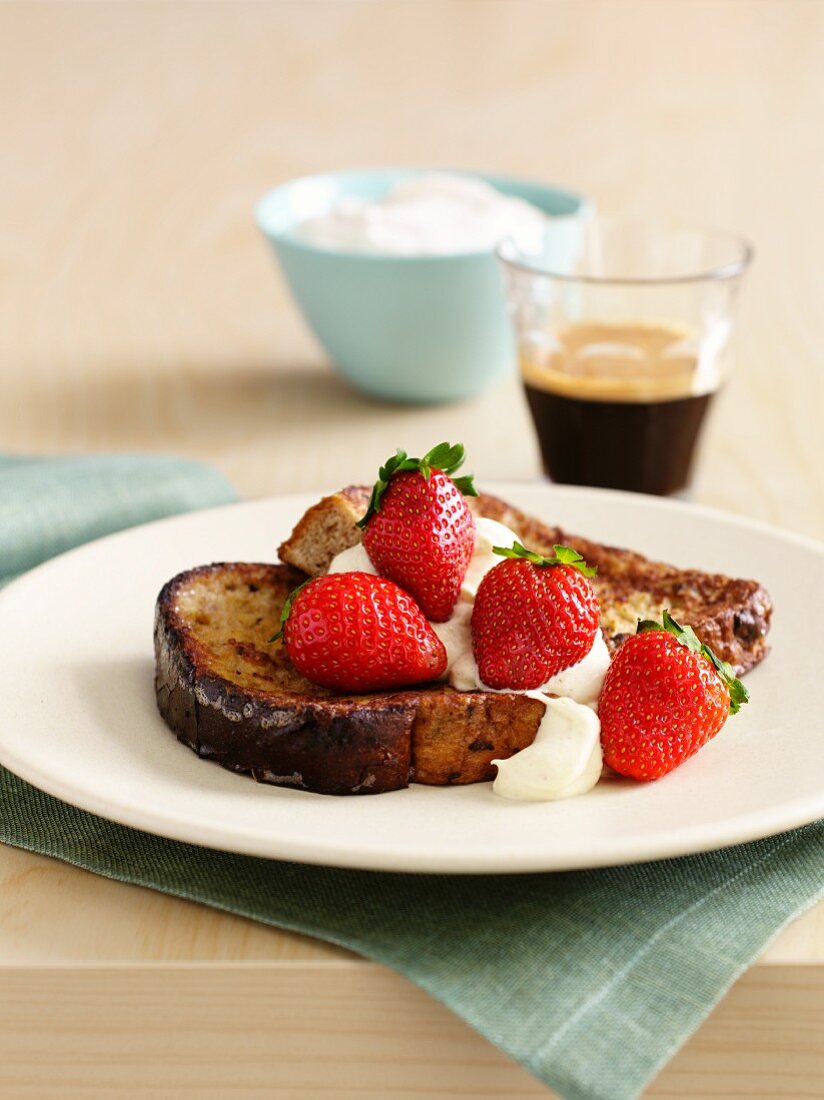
[{"left": 0, "top": 484, "right": 821, "bottom": 874}]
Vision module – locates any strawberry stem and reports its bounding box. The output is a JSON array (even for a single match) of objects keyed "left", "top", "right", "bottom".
[
  {"left": 637, "top": 609, "right": 750, "bottom": 714},
  {"left": 356, "top": 442, "right": 478, "bottom": 528},
  {"left": 492, "top": 541, "right": 597, "bottom": 577}
]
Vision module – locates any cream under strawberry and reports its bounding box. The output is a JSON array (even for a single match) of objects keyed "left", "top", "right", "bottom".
[{"left": 448, "top": 542, "right": 610, "bottom": 801}]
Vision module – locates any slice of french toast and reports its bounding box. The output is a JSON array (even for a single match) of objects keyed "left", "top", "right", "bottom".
[
  {"left": 155, "top": 561, "right": 545, "bottom": 794},
  {"left": 155, "top": 488, "right": 771, "bottom": 796}
]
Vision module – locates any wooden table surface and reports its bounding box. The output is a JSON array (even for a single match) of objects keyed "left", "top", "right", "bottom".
[{"left": 0, "top": 2, "right": 822, "bottom": 1096}]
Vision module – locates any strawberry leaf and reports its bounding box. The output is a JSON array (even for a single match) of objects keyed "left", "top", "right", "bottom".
[
  {"left": 493, "top": 541, "right": 546, "bottom": 564},
  {"left": 422, "top": 442, "right": 465, "bottom": 473},
  {"left": 356, "top": 441, "right": 476, "bottom": 527},
  {"left": 492, "top": 542, "right": 597, "bottom": 577},
  {"left": 636, "top": 609, "right": 750, "bottom": 714},
  {"left": 451, "top": 475, "right": 479, "bottom": 497},
  {"left": 269, "top": 578, "right": 312, "bottom": 643}
]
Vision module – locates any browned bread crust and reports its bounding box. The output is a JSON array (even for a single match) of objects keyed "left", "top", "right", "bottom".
[
  {"left": 277, "top": 486, "right": 370, "bottom": 577},
  {"left": 155, "top": 562, "right": 543, "bottom": 795}
]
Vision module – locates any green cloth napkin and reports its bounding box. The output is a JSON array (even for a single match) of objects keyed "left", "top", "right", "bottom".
[
  {"left": 0, "top": 454, "right": 821, "bottom": 1100},
  {"left": 0, "top": 454, "right": 236, "bottom": 586}
]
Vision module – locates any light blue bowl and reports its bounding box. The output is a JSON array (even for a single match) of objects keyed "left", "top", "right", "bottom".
[{"left": 256, "top": 168, "right": 587, "bottom": 404}]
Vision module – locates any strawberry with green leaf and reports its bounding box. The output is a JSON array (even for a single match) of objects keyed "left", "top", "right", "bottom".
[
  {"left": 358, "top": 442, "right": 478, "bottom": 623},
  {"left": 599, "top": 609, "right": 749, "bottom": 781},
  {"left": 471, "top": 542, "right": 600, "bottom": 690}
]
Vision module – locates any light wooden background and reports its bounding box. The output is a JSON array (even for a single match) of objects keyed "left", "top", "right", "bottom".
[
  {"left": 2, "top": 0, "right": 823, "bottom": 534},
  {"left": 0, "top": 1, "right": 822, "bottom": 1097}
]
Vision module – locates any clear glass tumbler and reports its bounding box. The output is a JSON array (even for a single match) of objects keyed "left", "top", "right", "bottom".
[{"left": 497, "top": 217, "right": 753, "bottom": 496}]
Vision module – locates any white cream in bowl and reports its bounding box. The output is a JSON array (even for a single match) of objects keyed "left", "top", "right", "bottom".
[{"left": 294, "top": 173, "right": 547, "bottom": 256}]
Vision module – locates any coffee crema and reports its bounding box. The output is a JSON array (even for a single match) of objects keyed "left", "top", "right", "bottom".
[{"left": 521, "top": 320, "right": 721, "bottom": 496}]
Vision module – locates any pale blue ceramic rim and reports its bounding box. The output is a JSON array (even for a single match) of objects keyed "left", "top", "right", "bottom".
[{"left": 255, "top": 167, "right": 589, "bottom": 259}]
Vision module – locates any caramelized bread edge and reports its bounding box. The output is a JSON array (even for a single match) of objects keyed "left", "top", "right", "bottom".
[{"left": 153, "top": 562, "right": 543, "bottom": 794}]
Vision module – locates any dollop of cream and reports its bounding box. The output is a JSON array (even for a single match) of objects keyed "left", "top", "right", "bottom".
[
  {"left": 449, "top": 630, "right": 608, "bottom": 801},
  {"left": 431, "top": 516, "right": 520, "bottom": 670},
  {"left": 492, "top": 696, "right": 603, "bottom": 801},
  {"left": 430, "top": 600, "right": 473, "bottom": 673},
  {"left": 294, "top": 173, "right": 547, "bottom": 257},
  {"left": 327, "top": 542, "right": 377, "bottom": 575},
  {"left": 447, "top": 621, "right": 611, "bottom": 707},
  {"left": 460, "top": 517, "right": 523, "bottom": 600}
]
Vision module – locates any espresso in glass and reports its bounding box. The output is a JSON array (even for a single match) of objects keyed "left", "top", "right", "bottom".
[
  {"left": 521, "top": 320, "right": 715, "bottom": 496},
  {"left": 497, "top": 217, "right": 752, "bottom": 497}
]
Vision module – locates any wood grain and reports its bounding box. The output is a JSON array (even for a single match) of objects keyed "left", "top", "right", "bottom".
[
  {"left": 0, "top": 1, "right": 821, "bottom": 1094},
  {"left": 0, "top": 964, "right": 820, "bottom": 1099}
]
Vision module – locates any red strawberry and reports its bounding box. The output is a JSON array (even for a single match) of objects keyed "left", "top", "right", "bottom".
[
  {"left": 276, "top": 571, "right": 447, "bottom": 693},
  {"left": 471, "top": 543, "right": 599, "bottom": 690},
  {"left": 358, "top": 442, "right": 478, "bottom": 622},
  {"left": 599, "top": 610, "right": 749, "bottom": 781}
]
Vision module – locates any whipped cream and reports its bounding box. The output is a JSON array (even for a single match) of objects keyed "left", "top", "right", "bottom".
[
  {"left": 459, "top": 517, "right": 524, "bottom": 600},
  {"left": 327, "top": 542, "right": 377, "bottom": 576},
  {"left": 449, "top": 629, "right": 610, "bottom": 706},
  {"left": 446, "top": 625, "right": 607, "bottom": 802},
  {"left": 429, "top": 516, "right": 520, "bottom": 668},
  {"left": 492, "top": 696, "right": 603, "bottom": 801},
  {"left": 294, "top": 173, "right": 547, "bottom": 257},
  {"left": 430, "top": 600, "right": 473, "bottom": 674},
  {"left": 428, "top": 516, "right": 609, "bottom": 801}
]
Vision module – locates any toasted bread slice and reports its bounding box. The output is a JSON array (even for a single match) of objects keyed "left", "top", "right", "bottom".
[
  {"left": 279, "top": 488, "right": 772, "bottom": 675},
  {"left": 155, "top": 562, "right": 544, "bottom": 795}
]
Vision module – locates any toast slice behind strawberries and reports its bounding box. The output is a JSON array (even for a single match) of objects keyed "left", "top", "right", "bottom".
[{"left": 279, "top": 487, "right": 772, "bottom": 675}]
